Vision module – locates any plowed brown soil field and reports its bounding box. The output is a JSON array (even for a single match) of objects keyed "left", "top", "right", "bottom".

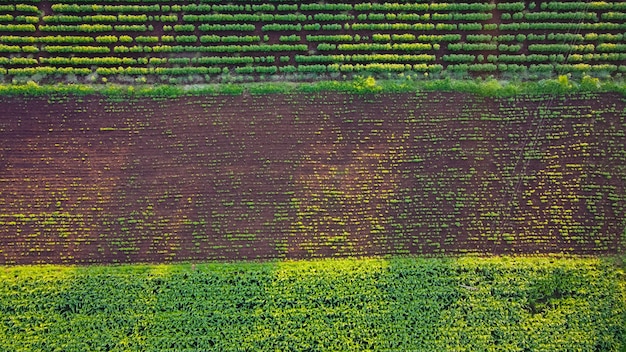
[{"left": 1, "top": 92, "right": 625, "bottom": 264}]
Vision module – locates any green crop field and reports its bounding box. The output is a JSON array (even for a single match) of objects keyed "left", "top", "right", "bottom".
[
  {"left": 1, "top": 0, "right": 626, "bottom": 350},
  {"left": 1, "top": 257, "right": 625, "bottom": 351},
  {"left": 0, "top": 0, "right": 625, "bottom": 83}
]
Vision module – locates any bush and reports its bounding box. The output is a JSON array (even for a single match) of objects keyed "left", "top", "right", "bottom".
[
  {"left": 174, "top": 24, "right": 195, "bottom": 32},
  {"left": 597, "top": 43, "right": 626, "bottom": 52},
  {"left": 95, "top": 36, "right": 118, "bottom": 44},
  {"left": 525, "top": 12, "right": 598, "bottom": 21},
  {"left": 279, "top": 35, "right": 300, "bottom": 43},
  {"left": 352, "top": 76, "right": 381, "bottom": 93},
  {"left": 448, "top": 43, "right": 498, "bottom": 51},
  {"left": 0, "top": 24, "right": 36, "bottom": 32},
  {"left": 372, "top": 34, "right": 391, "bottom": 43},
  {"left": 466, "top": 34, "right": 492, "bottom": 42},
  {"left": 198, "top": 24, "right": 256, "bottom": 32},
  {"left": 44, "top": 45, "right": 110, "bottom": 54},
  {"left": 279, "top": 65, "right": 297, "bottom": 73},
  {"left": 261, "top": 23, "right": 301, "bottom": 32},
  {"left": 499, "top": 44, "right": 522, "bottom": 52},
  {"left": 175, "top": 35, "right": 197, "bottom": 44},
  {"left": 497, "top": 2, "right": 525, "bottom": 11},
  {"left": 468, "top": 63, "right": 498, "bottom": 72},
  {"left": 0, "top": 36, "right": 35, "bottom": 44},
  {"left": 307, "top": 35, "right": 353, "bottom": 43},
  {"left": 418, "top": 34, "right": 461, "bottom": 42},
  {"left": 442, "top": 54, "right": 475, "bottom": 63},
  {"left": 15, "top": 4, "right": 39, "bottom": 13},
  {"left": 114, "top": 25, "right": 146, "bottom": 32},
  {"left": 458, "top": 23, "right": 482, "bottom": 31},
  {"left": 392, "top": 34, "right": 416, "bottom": 42},
  {"left": 0, "top": 44, "right": 21, "bottom": 53}
]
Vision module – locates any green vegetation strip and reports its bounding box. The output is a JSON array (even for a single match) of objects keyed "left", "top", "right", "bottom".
[
  {"left": 1, "top": 256, "right": 624, "bottom": 350},
  {"left": 0, "top": 76, "right": 625, "bottom": 98}
]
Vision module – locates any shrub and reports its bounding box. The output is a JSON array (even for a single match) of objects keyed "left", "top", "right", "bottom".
[
  {"left": 458, "top": 23, "right": 483, "bottom": 31},
  {"left": 466, "top": 34, "right": 493, "bottom": 42},
  {"left": 44, "top": 45, "right": 110, "bottom": 54},
  {"left": 279, "top": 35, "right": 300, "bottom": 43},
  {"left": 15, "top": 4, "right": 39, "bottom": 13},
  {"left": 261, "top": 23, "right": 301, "bottom": 31},
  {"left": 198, "top": 24, "right": 256, "bottom": 32},
  {"left": 135, "top": 36, "right": 159, "bottom": 44},
  {"left": 497, "top": 2, "right": 525, "bottom": 11},
  {"left": 0, "top": 24, "right": 36, "bottom": 32},
  {"left": 597, "top": 43, "right": 626, "bottom": 52},
  {"left": 175, "top": 35, "right": 197, "bottom": 43},
  {"left": 114, "top": 25, "right": 146, "bottom": 32},
  {"left": 307, "top": 35, "right": 353, "bottom": 42},
  {"left": 95, "top": 36, "right": 118, "bottom": 44},
  {"left": 174, "top": 24, "right": 195, "bottom": 32},
  {"left": 468, "top": 63, "right": 498, "bottom": 72},
  {"left": 442, "top": 54, "right": 475, "bottom": 63},
  {"left": 0, "top": 44, "right": 21, "bottom": 53}
]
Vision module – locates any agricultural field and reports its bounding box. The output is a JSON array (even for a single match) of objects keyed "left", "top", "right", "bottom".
[
  {"left": 0, "top": 257, "right": 625, "bottom": 350},
  {"left": 0, "top": 90, "right": 625, "bottom": 264},
  {"left": 0, "top": 0, "right": 625, "bottom": 348},
  {"left": 0, "top": 0, "right": 625, "bottom": 83}
]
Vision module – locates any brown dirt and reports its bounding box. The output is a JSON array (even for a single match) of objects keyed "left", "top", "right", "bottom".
[{"left": 0, "top": 91, "right": 625, "bottom": 264}]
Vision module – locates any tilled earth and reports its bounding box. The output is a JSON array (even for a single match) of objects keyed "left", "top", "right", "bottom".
[{"left": 1, "top": 91, "right": 625, "bottom": 264}]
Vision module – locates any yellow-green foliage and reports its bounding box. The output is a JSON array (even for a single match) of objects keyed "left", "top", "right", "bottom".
[{"left": 0, "top": 256, "right": 624, "bottom": 350}]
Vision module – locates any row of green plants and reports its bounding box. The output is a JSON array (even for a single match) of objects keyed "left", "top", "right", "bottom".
[
  {"left": 8, "top": 32, "right": 622, "bottom": 45},
  {"left": 51, "top": 4, "right": 161, "bottom": 13},
  {"left": 9, "top": 8, "right": 626, "bottom": 22},
  {"left": 37, "top": 24, "right": 123, "bottom": 32},
  {"left": 295, "top": 54, "right": 436, "bottom": 63},
  {"left": 542, "top": 1, "right": 626, "bottom": 11},
  {"left": 500, "top": 11, "right": 626, "bottom": 22},
  {"left": 38, "top": 0, "right": 626, "bottom": 11},
  {"left": 103, "top": 43, "right": 309, "bottom": 53},
  {"left": 42, "top": 14, "right": 148, "bottom": 23},
  {"left": 16, "top": 0, "right": 625, "bottom": 12},
  {"left": 6, "top": 9, "right": 626, "bottom": 26},
  {"left": 5, "top": 1, "right": 626, "bottom": 13},
  {"left": 0, "top": 76, "right": 623, "bottom": 97},
  {"left": 5, "top": 54, "right": 456, "bottom": 66},
  {"left": 0, "top": 4, "right": 39, "bottom": 13},
  {"left": 500, "top": 22, "right": 626, "bottom": 30},
  {"left": 6, "top": 20, "right": 624, "bottom": 35}
]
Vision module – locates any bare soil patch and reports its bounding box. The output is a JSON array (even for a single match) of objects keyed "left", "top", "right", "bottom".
[{"left": 0, "top": 92, "right": 624, "bottom": 264}]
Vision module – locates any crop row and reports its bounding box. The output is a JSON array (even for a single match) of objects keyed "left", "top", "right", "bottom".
[
  {"left": 1, "top": 20, "right": 623, "bottom": 33},
  {"left": 15, "top": 2, "right": 626, "bottom": 13},
  {"left": 5, "top": 32, "right": 623, "bottom": 45},
  {"left": 6, "top": 63, "right": 624, "bottom": 77}
]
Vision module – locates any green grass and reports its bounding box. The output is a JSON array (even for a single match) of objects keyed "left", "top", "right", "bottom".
[
  {"left": 1, "top": 256, "right": 624, "bottom": 351},
  {"left": 0, "top": 75, "right": 624, "bottom": 98}
]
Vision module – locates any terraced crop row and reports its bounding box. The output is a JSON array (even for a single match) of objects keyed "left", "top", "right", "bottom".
[{"left": 0, "top": 0, "right": 625, "bottom": 83}]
